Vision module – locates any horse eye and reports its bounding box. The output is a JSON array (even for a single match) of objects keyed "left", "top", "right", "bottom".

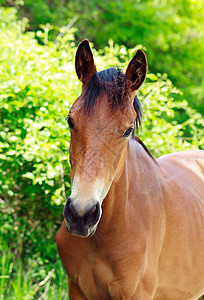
[
  {"left": 122, "top": 127, "right": 134, "bottom": 137},
  {"left": 66, "top": 116, "right": 74, "bottom": 129}
]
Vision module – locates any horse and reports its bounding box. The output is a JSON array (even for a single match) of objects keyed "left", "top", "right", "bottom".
[{"left": 56, "top": 39, "right": 204, "bottom": 300}]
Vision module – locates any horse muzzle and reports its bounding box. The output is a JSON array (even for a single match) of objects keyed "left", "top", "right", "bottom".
[{"left": 63, "top": 197, "right": 101, "bottom": 238}]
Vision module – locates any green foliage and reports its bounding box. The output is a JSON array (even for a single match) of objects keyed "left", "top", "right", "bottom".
[
  {"left": 141, "top": 73, "right": 204, "bottom": 156},
  {"left": 0, "top": 7, "right": 75, "bottom": 205},
  {"left": 0, "top": 7, "right": 203, "bottom": 299},
  {"left": 5, "top": 0, "right": 203, "bottom": 112}
]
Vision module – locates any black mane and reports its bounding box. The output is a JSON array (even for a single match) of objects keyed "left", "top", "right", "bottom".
[{"left": 81, "top": 68, "right": 142, "bottom": 132}]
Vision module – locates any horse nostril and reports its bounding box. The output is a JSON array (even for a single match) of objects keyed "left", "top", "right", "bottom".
[
  {"left": 64, "top": 198, "right": 78, "bottom": 223},
  {"left": 84, "top": 203, "right": 100, "bottom": 226}
]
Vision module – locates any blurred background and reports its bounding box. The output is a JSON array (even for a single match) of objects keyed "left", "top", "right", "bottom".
[{"left": 0, "top": 0, "right": 203, "bottom": 299}]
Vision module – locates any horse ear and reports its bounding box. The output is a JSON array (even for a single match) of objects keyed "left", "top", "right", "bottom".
[
  {"left": 125, "top": 49, "right": 147, "bottom": 91},
  {"left": 75, "top": 39, "right": 97, "bottom": 83}
]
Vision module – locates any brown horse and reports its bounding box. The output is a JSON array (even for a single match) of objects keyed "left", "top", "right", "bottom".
[{"left": 56, "top": 40, "right": 204, "bottom": 300}]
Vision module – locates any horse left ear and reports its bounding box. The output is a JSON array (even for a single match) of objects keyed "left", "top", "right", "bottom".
[
  {"left": 125, "top": 49, "right": 147, "bottom": 91},
  {"left": 75, "top": 39, "right": 97, "bottom": 84}
]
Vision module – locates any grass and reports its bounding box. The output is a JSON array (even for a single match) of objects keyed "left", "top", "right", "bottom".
[{"left": 0, "top": 251, "right": 68, "bottom": 300}]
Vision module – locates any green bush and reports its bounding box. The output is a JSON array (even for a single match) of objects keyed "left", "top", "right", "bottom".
[{"left": 0, "top": 7, "right": 203, "bottom": 299}]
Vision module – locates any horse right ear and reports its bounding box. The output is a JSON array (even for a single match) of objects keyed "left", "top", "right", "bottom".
[
  {"left": 125, "top": 49, "right": 147, "bottom": 91},
  {"left": 75, "top": 40, "right": 97, "bottom": 84}
]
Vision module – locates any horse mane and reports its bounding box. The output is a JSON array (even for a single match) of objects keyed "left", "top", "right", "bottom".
[
  {"left": 81, "top": 68, "right": 142, "bottom": 132},
  {"left": 133, "top": 136, "right": 157, "bottom": 163}
]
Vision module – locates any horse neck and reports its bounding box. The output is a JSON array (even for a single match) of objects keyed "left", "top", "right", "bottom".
[{"left": 96, "top": 137, "right": 161, "bottom": 237}]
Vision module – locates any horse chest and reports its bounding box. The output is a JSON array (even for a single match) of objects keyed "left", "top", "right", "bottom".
[
  {"left": 69, "top": 246, "right": 142, "bottom": 300},
  {"left": 72, "top": 254, "right": 113, "bottom": 299}
]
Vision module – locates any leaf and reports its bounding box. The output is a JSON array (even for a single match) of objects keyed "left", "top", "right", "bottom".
[{"left": 22, "top": 172, "right": 35, "bottom": 180}]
